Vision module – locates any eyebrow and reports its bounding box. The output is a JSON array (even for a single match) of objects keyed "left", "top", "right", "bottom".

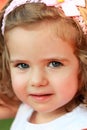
[
  {"left": 10, "top": 56, "right": 69, "bottom": 63},
  {"left": 10, "top": 59, "right": 29, "bottom": 63}
]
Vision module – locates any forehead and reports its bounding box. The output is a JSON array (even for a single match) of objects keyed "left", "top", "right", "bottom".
[
  {"left": 5, "top": 20, "right": 75, "bottom": 45},
  {"left": 5, "top": 21, "right": 78, "bottom": 60},
  {"left": 5, "top": 21, "right": 75, "bottom": 58},
  {"left": 5, "top": 18, "right": 77, "bottom": 46}
]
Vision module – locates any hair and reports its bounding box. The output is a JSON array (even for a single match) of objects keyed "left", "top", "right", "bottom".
[
  {"left": 0, "top": 0, "right": 21, "bottom": 105},
  {"left": 0, "top": 1, "right": 87, "bottom": 110}
]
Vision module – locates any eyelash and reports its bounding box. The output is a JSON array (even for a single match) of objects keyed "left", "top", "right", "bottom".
[
  {"left": 48, "top": 61, "right": 63, "bottom": 68},
  {"left": 14, "top": 61, "right": 63, "bottom": 69},
  {"left": 15, "top": 63, "right": 29, "bottom": 69}
]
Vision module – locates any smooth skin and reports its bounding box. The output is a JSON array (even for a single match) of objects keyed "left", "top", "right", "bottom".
[{"left": 5, "top": 22, "right": 79, "bottom": 123}]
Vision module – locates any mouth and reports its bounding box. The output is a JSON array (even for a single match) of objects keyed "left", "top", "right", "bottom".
[{"left": 29, "top": 93, "right": 53, "bottom": 102}]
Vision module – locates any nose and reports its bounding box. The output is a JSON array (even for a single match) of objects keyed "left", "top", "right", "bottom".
[{"left": 29, "top": 68, "right": 48, "bottom": 87}]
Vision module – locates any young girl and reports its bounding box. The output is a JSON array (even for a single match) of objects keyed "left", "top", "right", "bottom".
[{"left": 0, "top": 0, "right": 87, "bottom": 129}]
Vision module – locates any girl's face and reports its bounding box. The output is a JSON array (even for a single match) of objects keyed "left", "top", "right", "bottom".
[{"left": 6, "top": 23, "right": 79, "bottom": 116}]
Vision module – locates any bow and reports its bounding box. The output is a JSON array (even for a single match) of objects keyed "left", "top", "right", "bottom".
[{"left": 41, "top": 0, "right": 86, "bottom": 16}]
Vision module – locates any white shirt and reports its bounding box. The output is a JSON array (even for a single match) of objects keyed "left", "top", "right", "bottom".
[{"left": 11, "top": 103, "right": 87, "bottom": 130}]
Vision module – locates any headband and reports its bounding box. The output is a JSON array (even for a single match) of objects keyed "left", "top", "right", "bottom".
[{"left": 1, "top": 0, "right": 87, "bottom": 35}]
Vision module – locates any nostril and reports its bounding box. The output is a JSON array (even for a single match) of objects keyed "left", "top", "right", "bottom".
[{"left": 30, "top": 76, "right": 48, "bottom": 87}]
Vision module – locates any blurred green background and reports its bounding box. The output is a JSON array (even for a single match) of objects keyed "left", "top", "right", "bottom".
[{"left": 0, "top": 118, "right": 14, "bottom": 130}]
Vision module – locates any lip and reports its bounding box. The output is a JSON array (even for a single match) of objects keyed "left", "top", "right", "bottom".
[{"left": 29, "top": 93, "right": 53, "bottom": 102}]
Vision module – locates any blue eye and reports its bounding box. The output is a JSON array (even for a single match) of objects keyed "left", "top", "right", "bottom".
[
  {"left": 17, "top": 63, "right": 29, "bottom": 69},
  {"left": 48, "top": 61, "right": 63, "bottom": 68}
]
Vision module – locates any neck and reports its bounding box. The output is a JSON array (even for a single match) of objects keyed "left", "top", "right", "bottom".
[
  {"left": 29, "top": 107, "right": 67, "bottom": 124},
  {"left": 29, "top": 100, "right": 78, "bottom": 124}
]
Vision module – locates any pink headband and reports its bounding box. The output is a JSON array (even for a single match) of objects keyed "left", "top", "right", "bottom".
[{"left": 1, "top": 0, "right": 87, "bottom": 35}]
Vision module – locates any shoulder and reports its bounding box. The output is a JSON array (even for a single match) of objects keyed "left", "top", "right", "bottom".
[
  {"left": 74, "top": 104, "right": 87, "bottom": 117},
  {"left": 10, "top": 103, "right": 33, "bottom": 130},
  {"left": 68, "top": 104, "right": 87, "bottom": 121},
  {"left": 67, "top": 104, "right": 87, "bottom": 129}
]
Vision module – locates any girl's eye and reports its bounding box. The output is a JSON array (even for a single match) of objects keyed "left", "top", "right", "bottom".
[
  {"left": 48, "top": 61, "right": 63, "bottom": 68},
  {"left": 16, "top": 63, "right": 29, "bottom": 69}
]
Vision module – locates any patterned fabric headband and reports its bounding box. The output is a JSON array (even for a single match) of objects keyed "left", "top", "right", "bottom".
[{"left": 1, "top": 0, "right": 87, "bottom": 35}]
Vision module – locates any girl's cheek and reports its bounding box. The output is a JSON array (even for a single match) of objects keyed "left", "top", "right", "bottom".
[{"left": 11, "top": 75, "right": 24, "bottom": 89}]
